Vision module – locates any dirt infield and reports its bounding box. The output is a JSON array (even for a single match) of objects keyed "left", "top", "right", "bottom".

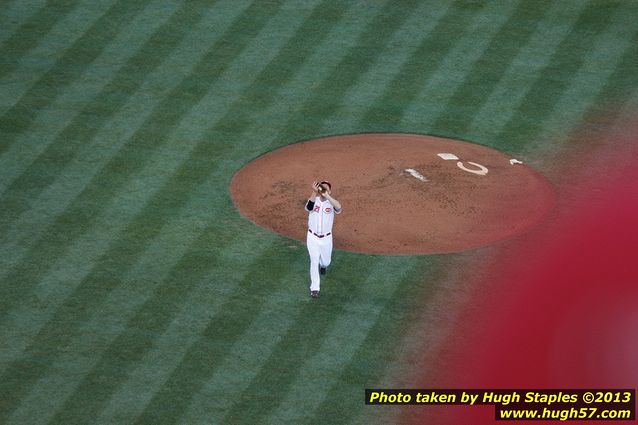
[{"left": 230, "top": 134, "right": 554, "bottom": 254}]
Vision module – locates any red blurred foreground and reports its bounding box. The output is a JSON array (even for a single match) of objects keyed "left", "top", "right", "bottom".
[{"left": 405, "top": 121, "right": 638, "bottom": 424}]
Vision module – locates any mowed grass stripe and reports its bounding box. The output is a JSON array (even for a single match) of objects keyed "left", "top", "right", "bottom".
[
  {"left": 2, "top": 143, "right": 263, "bottom": 405},
  {"left": 466, "top": 0, "right": 591, "bottom": 146},
  {"left": 525, "top": 6, "right": 638, "bottom": 155},
  {"left": 316, "top": 257, "right": 443, "bottom": 424},
  {"left": 7, "top": 1, "right": 329, "bottom": 421},
  {"left": 0, "top": 0, "right": 153, "bottom": 156},
  {"left": 370, "top": 2, "right": 521, "bottom": 133},
  {"left": 278, "top": 0, "right": 421, "bottom": 142},
  {"left": 137, "top": 252, "right": 376, "bottom": 425},
  {"left": 204, "top": 0, "right": 386, "bottom": 153},
  {"left": 1, "top": 0, "right": 376, "bottom": 340},
  {"left": 555, "top": 32, "right": 638, "bottom": 155},
  {"left": 0, "top": 0, "right": 81, "bottom": 80},
  {"left": 183, "top": 259, "right": 411, "bottom": 425},
  {"left": 264, "top": 258, "right": 416, "bottom": 424},
  {"left": 102, "top": 2, "right": 398, "bottom": 420},
  {"left": 166, "top": 279, "right": 304, "bottom": 425},
  {"left": 126, "top": 246, "right": 311, "bottom": 425},
  {"left": 494, "top": 1, "right": 621, "bottom": 151},
  {"left": 127, "top": 0, "right": 416, "bottom": 418},
  {"left": 0, "top": 0, "right": 251, "bottom": 279},
  {"left": 590, "top": 40, "right": 638, "bottom": 128},
  {"left": 0, "top": 0, "right": 194, "bottom": 199},
  {"left": 355, "top": 254, "right": 475, "bottom": 425},
  {"left": 0, "top": 1, "right": 287, "bottom": 419},
  {"left": 319, "top": 0, "right": 453, "bottom": 134},
  {"left": 428, "top": 0, "right": 551, "bottom": 138},
  {"left": 217, "top": 255, "right": 415, "bottom": 425},
  {"left": 0, "top": 0, "right": 47, "bottom": 43},
  {"left": 0, "top": 0, "right": 314, "bottom": 356},
  {"left": 172, "top": 0, "right": 404, "bottom": 154},
  {"left": 91, "top": 236, "right": 297, "bottom": 425},
  {"left": 398, "top": 0, "right": 534, "bottom": 134},
  {"left": 96, "top": 8, "right": 419, "bottom": 411},
  {"left": 2, "top": 0, "right": 368, "bottom": 418},
  {"left": 357, "top": 0, "right": 500, "bottom": 132},
  {"left": 0, "top": 0, "right": 283, "bottom": 376},
  {"left": 10, "top": 228, "right": 283, "bottom": 425},
  {"left": 106, "top": 2, "right": 430, "bottom": 414},
  {"left": 0, "top": 0, "right": 263, "bottom": 308},
  {"left": 0, "top": 0, "right": 360, "bottom": 380},
  {"left": 0, "top": 155, "right": 276, "bottom": 414},
  {"left": 0, "top": 0, "right": 115, "bottom": 114}
]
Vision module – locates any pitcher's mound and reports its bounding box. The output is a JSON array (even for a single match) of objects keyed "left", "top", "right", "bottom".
[{"left": 230, "top": 134, "right": 553, "bottom": 254}]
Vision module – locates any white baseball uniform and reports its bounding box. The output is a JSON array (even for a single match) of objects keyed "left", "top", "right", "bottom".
[{"left": 305, "top": 196, "right": 341, "bottom": 292}]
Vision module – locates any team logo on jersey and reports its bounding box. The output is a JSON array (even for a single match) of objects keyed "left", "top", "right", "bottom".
[
  {"left": 324, "top": 207, "right": 332, "bottom": 213},
  {"left": 314, "top": 205, "right": 321, "bottom": 212}
]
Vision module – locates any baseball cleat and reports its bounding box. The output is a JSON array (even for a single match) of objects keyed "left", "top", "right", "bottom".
[
  {"left": 319, "top": 266, "right": 326, "bottom": 275},
  {"left": 310, "top": 290, "right": 319, "bottom": 299}
]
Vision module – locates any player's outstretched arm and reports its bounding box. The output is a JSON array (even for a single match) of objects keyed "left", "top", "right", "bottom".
[{"left": 323, "top": 192, "right": 342, "bottom": 213}]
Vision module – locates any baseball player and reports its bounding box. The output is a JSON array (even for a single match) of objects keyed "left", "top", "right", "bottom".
[{"left": 304, "top": 180, "right": 342, "bottom": 299}]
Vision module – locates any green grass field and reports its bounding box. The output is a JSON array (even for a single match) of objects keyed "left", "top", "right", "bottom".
[{"left": 1, "top": 0, "right": 637, "bottom": 424}]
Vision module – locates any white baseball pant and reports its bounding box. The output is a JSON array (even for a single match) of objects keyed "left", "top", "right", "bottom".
[{"left": 307, "top": 232, "right": 332, "bottom": 292}]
